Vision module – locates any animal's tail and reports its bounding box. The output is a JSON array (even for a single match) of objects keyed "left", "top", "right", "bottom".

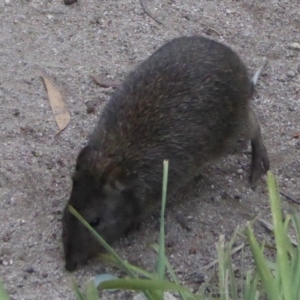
[{"left": 250, "top": 60, "right": 268, "bottom": 96}]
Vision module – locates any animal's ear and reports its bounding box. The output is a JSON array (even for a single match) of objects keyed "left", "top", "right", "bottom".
[
  {"left": 76, "top": 145, "right": 97, "bottom": 171},
  {"left": 103, "top": 163, "right": 128, "bottom": 192}
]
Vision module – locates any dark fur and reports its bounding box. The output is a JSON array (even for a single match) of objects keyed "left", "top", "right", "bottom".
[{"left": 62, "top": 35, "right": 269, "bottom": 271}]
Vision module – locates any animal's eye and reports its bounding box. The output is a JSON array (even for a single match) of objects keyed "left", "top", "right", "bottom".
[{"left": 90, "top": 217, "right": 101, "bottom": 227}]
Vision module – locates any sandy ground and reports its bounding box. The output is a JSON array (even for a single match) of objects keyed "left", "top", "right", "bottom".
[{"left": 0, "top": 0, "right": 300, "bottom": 299}]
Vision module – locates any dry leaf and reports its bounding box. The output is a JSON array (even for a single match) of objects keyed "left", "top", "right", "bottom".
[
  {"left": 42, "top": 75, "right": 70, "bottom": 134},
  {"left": 90, "top": 75, "right": 121, "bottom": 88},
  {"left": 293, "top": 132, "right": 300, "bottom": 139}
]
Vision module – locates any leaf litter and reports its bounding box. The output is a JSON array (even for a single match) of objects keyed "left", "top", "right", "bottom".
[{"left": 42, "top": 75, "right": 70, "bottom": 135}]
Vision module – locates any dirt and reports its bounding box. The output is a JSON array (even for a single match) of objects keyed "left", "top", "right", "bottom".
[{"left": 0, "top": 0, "right": 299, "bottom": 299}]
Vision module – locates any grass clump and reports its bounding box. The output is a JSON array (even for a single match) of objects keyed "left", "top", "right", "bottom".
[
  {"left": 69, "top": 168, "right": 300, "bottom": 300},
  {"left": 0, "top": 166, "right": 298, "bottom": 300}
]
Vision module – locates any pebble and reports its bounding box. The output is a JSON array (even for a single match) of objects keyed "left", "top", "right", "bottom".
[
  {"left": 85, "top": 100, "right": 96, "bottom": 114},
  {"left": 166, "top": 239, "right": 175, "bottom": 248},
  {"left": 3, "top": 260, "right": 9, "bottom": 266},
  {"left": 287, "top": 70, "right": 296, "bottom": 78},
  {"left": 64, "top": 0, "right": 77, "bottom": 5},
  {"left": 188, "top": 247, "right": 197, "bottom": 254},
  {"left": 2, "top": 231, "right": 12, "bottom": 242},
  {"left": 24, "top": 266, "right": 35, "bottom": 273},
  {"left": 289, "top": 42, "right": 300, "bottom": 50},
  {"left": 12, "top": 108, "right": 20, "bottom": 116},
  {"left": 175, "top": 213, "right": 192, "bottom": 232}
]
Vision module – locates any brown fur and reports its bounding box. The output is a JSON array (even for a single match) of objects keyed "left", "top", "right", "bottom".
[{"left": 62, "top": 35, "right": 269, "bottom": 271}]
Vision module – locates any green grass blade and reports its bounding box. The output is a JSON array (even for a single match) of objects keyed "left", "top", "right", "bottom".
[
  {"left": 291, "top": 213, "right": 300, "bottom": 246},
  {"left": 71, "top": 278, "right": 86, "bottom": 300},
  {"left": 246, "top": 224, "right": 280, "bottom": 300},
  {"left": 226, "top": 229, "right": 241, "bottom": 300},
  {"left": 267, "top": 171, "right": 291, "bottom": 299},
  {"left": 216, "top": 235, "right": 227, "bottom": 300},
  {"left": 226, "top": 247, "right": 238, "bottom": 300},
  {"left": 0, "top": 281, "right": 10, "bottom": 300},
  {"left": 156, "top": 160, "right": 169, "bottom": 282},
  {"left": 98, "top": 278, "right": 191, "bottom": 294},
  {"left": 99, "top": 253, "right": 155, "bottom": 279},
  {"left": 291, "top": 214, "right": 300, "bottom": 299},
  {"left": 151, "top": 244, "right": 195, "bottom": 300},
  {"left": 244, "top": 271, "right": 258, "bottom": 300},
  {"left": 85, "top": 279, "right": 99, "bottom": 300},
  {"left": 69, "top": 206, "right": 155, "bottom": 300}
]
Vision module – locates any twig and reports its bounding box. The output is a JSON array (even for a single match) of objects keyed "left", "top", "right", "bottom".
[
  {"left": 140, "top": 0, "right": 164, "bottom": 25},
  {"left": 198, "top": 20, "right": 221, "bottom": 35},
  {"left": 259, "top": 218, "right": 298, "bottom": 247},
  {"left": 280, "top": 192, "right": 300, "bottom": 205},
  {"left": 90, "top": 75, "right": 121, "bottom": 88}
]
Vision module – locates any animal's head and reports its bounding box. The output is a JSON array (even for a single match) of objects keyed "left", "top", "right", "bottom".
[{"left": 62, "top": 145, "right": 141, "bottom": 271}]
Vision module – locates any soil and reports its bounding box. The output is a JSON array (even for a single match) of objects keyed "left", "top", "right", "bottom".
[{"left": 0, "top": 0, "right": 300, "bottom": 299}]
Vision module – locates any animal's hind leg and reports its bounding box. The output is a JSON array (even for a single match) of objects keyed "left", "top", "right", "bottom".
[{"left": 248, "top": 108, "right": 270, "bottom": 185}]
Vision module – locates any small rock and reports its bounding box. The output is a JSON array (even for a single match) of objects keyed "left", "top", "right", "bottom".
[
  {"left": 85, "top": 100, "right": 96, "bottom": 114},
  {"left": 287, "top": 70, "right": 296, "bottom": 78},
  {"left": 175, "top": 213, "right": 192, "bottom": 232},
  {"left": 297, "top": 64, "right": 300, "bottom": 73},
  {"left": 31, "top": 150, "right": 40, "bottom": 157},
  {"left": 64, "top": 0, "right": 77, "bottom": 5},
  {"left": 24, "top": 266, "right": 35, "bottom": 274},
  {"left": 296, "top": 140, "right": 300, "bottom": 150},
  {"left": 289, "top": 42, "right": 300, "bottom": 50},
  {"left": 12, "top": 108, "right": 20, "bottom": 116},
  {"left": 166, "top": 239, "right": 175, "bottom": 248},
  {"left": 3, "top": 260, "right": 8, "bottom": 266},
  {"left": 188, "top": 247, "right": 197, "bottom": 254},
  {"left": 41, "top": 272, "right": 48, "bottom": 278},
  {"left": 2, "top": 231, "right": 12, "bottom": 242},
  {"left": 237, "top": 168, "right": 243, "bottom": 174},
  {"left": 234, "top": 194, "right": 241, "bottom": 200},
  {"left": 278, "top": 75, "right": 286, "bottom": 82},
  {"left": 56, "top": 158, "right": 65, "bottom": 167}
]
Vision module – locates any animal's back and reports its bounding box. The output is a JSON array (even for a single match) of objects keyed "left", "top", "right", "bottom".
[{"left": 90, "top": 36, "right": 252, "bottom": 197}]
